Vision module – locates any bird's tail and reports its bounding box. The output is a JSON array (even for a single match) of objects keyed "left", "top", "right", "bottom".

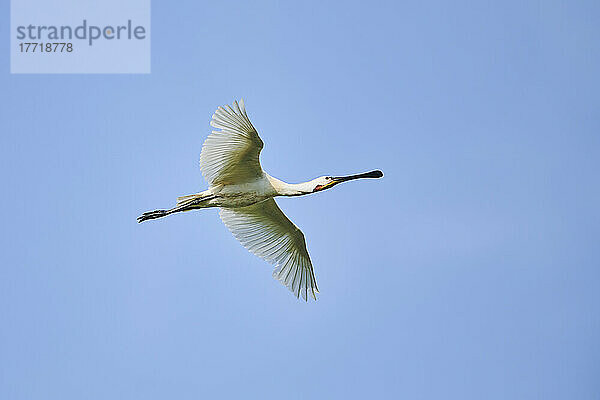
[
  {"left": 137, "top": 192, "right": 216, "bottom": 223},
  {"left": 176, "top": 193, "right": 204, "bottom": 207}
]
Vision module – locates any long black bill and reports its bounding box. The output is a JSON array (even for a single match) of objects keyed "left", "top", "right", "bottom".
[{"left": 332, "top": 170, "right": 384, "bottom": 183}]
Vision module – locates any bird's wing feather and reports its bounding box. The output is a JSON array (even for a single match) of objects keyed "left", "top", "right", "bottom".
[
  {"left": 219, "top": 199, "right": 318, "bottom": 301},
  {"left": 200, "top": 99, "right": 264, "bottom": 186}
]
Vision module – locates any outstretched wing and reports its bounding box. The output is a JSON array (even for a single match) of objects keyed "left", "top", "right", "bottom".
[
  {"left": 200, "top": 99, "right": 264, "bottom": 186},
  {"left": 219, "top": 199, "right": 319, "bottom": 301}
]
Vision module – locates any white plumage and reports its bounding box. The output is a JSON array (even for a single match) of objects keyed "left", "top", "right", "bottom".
[
  {"left": 200, "top": 100, "right": 264, "bottom": 186},
  {"left": 138, "top": 100, "right": 383, "bottom": 301},
  {"left": 220, "top": 199, "right": 317, "bottom": 301}
]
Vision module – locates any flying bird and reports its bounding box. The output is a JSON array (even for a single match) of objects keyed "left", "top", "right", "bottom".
[{"left": 138, "top": 100, "right": 383, "bottom": 301}]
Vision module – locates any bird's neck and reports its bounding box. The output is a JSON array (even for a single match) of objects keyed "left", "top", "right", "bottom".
[{"left": 267, "top": 175, "right": 315, "bottom": 197}]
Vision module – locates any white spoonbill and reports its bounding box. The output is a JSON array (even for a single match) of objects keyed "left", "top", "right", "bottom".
[{"left": 138, "top": 100, "right": 383, "bottom": 301}]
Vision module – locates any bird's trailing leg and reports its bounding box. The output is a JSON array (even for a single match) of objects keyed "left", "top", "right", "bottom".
[
  {"left": 137, "top": 193, "right": 216, "bottom": 223},
  {"left": 137, "top": 209, "right": 171, "bottom": 223}
]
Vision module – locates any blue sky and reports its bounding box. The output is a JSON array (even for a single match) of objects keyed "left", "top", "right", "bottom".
[{"left": 1, "top": 1, "right": 599, "bottom": 399}]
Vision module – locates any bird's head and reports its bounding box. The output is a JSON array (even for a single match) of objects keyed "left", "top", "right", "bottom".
[{"left": 312, "top": 170, "right": 384, "bottom": 192}]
